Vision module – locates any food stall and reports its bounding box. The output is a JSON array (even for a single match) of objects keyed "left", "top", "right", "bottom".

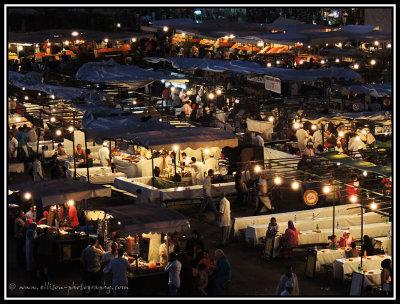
[
  {"left": 110, "top": 127, "right": 238, "bottom": 206},
  {"left": 87, "top": 204, "right": 190, "bottom": 296},
  {"left": 8, "top": 179, "right": 112, "bottom": 263}
]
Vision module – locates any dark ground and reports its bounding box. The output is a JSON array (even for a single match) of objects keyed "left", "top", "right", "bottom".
[{"left": 6, "top": 166, "right": 356, "bottom": 298}]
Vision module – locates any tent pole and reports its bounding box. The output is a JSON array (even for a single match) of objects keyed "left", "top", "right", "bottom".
[
  {"left": 73, "top": 112, "right": 77, "bottom": 180},
  {"left": 152, "top": 150, "right": 155, "bottom": 187},
  {"left": 84, "top": 130, "right": 90, "bottom": 183},
  {"left": 36, "top": 110, "right": 42, "bottom": 157}
]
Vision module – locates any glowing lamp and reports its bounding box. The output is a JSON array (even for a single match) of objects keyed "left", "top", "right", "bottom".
[
  {"left": 323, "top": 186, "right": 331, "bottom": 194},
  {"left": 50, "top": 117, "right": 56, "bottom": 123},
  {"left": 208, "top": 93, "right": 215, "bottom": 99},
  {"left": 294, "top": 122, "right": 300, "bottom": 129},
  {"left": 274, "top": 176, "right": 282, "bottom": 185},
  {"left": 24, "top": 192, "right": 32, "bottom": 200},
  {"left": 291, "top": 181, "right": 300, "bottom": 190},
  {"left": 163, "top": 26, "right": 168, "bottom": 32},
  {"left": 370, "top": 201, "right": 377, "bottom": 210},
  {"left": 55, "top": 130, "right": 62, "bottom": 136},
  {"left": 268, "top": 116, "right": 274, "bottom": 122},
  {"left": 254, "top": 166, "right": 261, "bottom": 173},
  {"left": 350, "top": 195, "right": 358, "bottom": 203},
  {"left": 173, "top": 145, "right": 179, "bottom": 152},
  {"left": 68, "top": 126, "right": 74, "bottom": 132}
]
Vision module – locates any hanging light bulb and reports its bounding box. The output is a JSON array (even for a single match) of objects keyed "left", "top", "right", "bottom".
[
  {"left": 163, "top": 26, "right": 168, "bottom": 32},
  {"left": 274, "top": 176, "right": 282, "bottom": 185},
  {"left": 68, "top": 126, "right": 74, "bottom": 132},
  {"left": 353, "top": 63, "right": 359, "bottom": 69},
  {"left": 55, "top": 130, "right": 62, "bottom": 136},
  {"left": 335, "top": 58, "right": 340, "bottom": 63},
  {"left": 291, "top": 181, "right": 300, "bottom": 190},
  {"left": 267, "top": 62, "right": 272, "bottom": 67},
  {"left": 216, "top": 89, "right": 222, "bottom": 95},
  {"left": 268, "top": 116, "right": 274, "bottom": 122},
  {"left": 363, "top": 171, "right": 368, "bottom": 176},
  {"left": 204, "top": 148, "right": 210, "bottom": 154},
  {"left": 311, "top": 125, "right": 317, "bottom": 130},
  {"left": 293, "top": 122, "right": 300, "bottom": 129},
  {"left": 254, "top": 166, "right": 261, "bottom": 173},
  {"left": 350, "top": 195, "right": 358, "bottom": 203},
  {"left": 339, "top": 131, "right": 344, "bottom": 137},
  {"left": 131, "top": 37, "right": 136, "bottom": 43},
  {"left": 24, "top": 192, "right": 32, "bottom": 200},
  {"left": 104, "top": 38, "right": 109, "bottom": 43},
  {"left": 370, "top": 59, "right": 376, "bottom": 65},
  {"left": 323, "top": 185, "right": 331, "bottom": 194},
  {"left": 370, "top": 201, "right": 377, "bottom": 210},
  {"left": 208, "top": 93, "right": 215, "bottom": 99},
  {"left": 50, "top": 117, "right": 56, "bottom": 123}
]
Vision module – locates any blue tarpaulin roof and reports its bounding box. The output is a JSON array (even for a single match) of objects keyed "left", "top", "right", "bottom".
[
  {"left": 346, "top": 83, "right": 392, "bottom": 97},
  {"left": 144, "top": 57, "right": 361, "bottom": 81}
]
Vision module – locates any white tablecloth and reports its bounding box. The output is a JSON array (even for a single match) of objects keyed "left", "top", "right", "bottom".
[
  {"left": 316, "top": 249, "right": 346, "bottom": 272},
  {"left": 160, "top": 182, "right": 236, "bottom": 202},
  {"left": 63, "top": 160, "right": 102, "bottom": 169},
  {"left": 333, "top": 255, "right": 391, "bottom": 280},
  {"left": 8, "top": 163, "right": 25, "bottom": 173},
  {"left": 66, "top": 166, "right": 112, "bottom": 179},
  {"left": 234, "top": 204, "right": 362, "bottom": 237},
  {"left": 79, "top": 172, "right": 127, "bottom": 184},
  {"left": 373, "top": 237, "right": 392, "bottom": 256},
  {"left": 113, "top": 177, "right": 160, "bottom": 205},
  {"left": 113, "top": 157, "right": 163, "bottom": 178},
  {"left": 244, "top": 212, "right": 386, "bottom": 246},
  {"left": 362, "top": 268, "right": 383, "bottom": 288}
]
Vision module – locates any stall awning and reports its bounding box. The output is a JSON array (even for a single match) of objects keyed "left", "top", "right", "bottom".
[
  {"left": 144, "top": 57, "right": 361, "bottom": 81},
  {"left": 75, "top": 58, "right": 187, "bottom": 83},
  {"left": 302, "top": 111, "right": 391, "bottom": 125},
  {"left": 346, "top": 83, "right": 392, "bottom": 98},
  {"left": 319, "top": 151, "right": 392, "bottom": 177},
  {"left": 8, "top": 180, "right": 112, "bottom": 207},
  {"left": 131, "top": 127, "right": 239, "bottom": 151},
  {"left": 101, "top": 205, "right": 190, "bottom": 235}
]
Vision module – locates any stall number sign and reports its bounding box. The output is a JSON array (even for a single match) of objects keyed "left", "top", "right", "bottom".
[
  {"left": 304, "top": 190, "right": 318, "bottom": 206},
  {"left": 264, "top": 75, "right": 281, "bottom": 94}
]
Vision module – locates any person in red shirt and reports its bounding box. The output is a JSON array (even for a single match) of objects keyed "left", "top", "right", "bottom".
[
  {"left": 64, "top": 202, "right": 80, "bottom": 228},
  {"left": 346, "top": 174, "right": 359, "bottom": 203}
]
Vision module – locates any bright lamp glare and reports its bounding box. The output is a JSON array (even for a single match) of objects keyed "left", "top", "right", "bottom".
[
  {"left": 254, "top": 166, "right": 261, "bottom": 173},
  {"left": 163, "top": 26, "right": 168, "bottom": 32},
  {"left": 370, "top": 202, "right": 377, "bottom": 210},
  {"left": 363, "top": 171, "right": 368, "bottom": 176},
  {"left": 268, "top": 116, "right": 274, "bottom": 122},
  {"left": 311, "top": 125, "right": 317, "bottom": 130},
  {"left": 350, "top": 195, "right": 357, "bottom": 203},
  {"left": 173, "top": 145, "right": 179, "bottom": 152},
  {"left": 274, "top": 176, "right": 282, "bottom": 185},
  {"left": 216, "top": 89, "right": 222, "bottom": 95},
  {"left": 339, "top": 131, "right": 344, "bottom": 137},
  {"left": 68, "top": 126, "right": 74, "bottom": 132},
  {"left": 291, "top": 181, "right": 300, "bottom": 190},
  {"left": 55, "top": 130, "right": 62, "bottom": 136},
  {"left": 50, "top": 117, "right": 56, "bottom": 122},
  {"left": 67, "top": 200, "right": 74, "bottom": 206},
  {"left": 208, "top": 93, "right": 215, "bottom": 99},
  {"left": 294, "top": 122, "right": 300, "bottom": 129},
  {"left": 323, "top": 186, "right": 330, "bottom": 194},
  {"left": 24, "top": 192, "right": 32, "bottom": 200},
  {"left": 204, "top": 148, "right": 210, "bottom": 154}
]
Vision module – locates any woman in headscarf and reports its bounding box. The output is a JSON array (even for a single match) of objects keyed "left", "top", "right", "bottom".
[
  {"left": 26, "top": 222, "right": 38, "bottom": 277},
  {"left": 281, "top": 221, "right": 299, "bottom": 249},
  {"left": 381, "top": 258, "right": 392, "bottom": 296}
]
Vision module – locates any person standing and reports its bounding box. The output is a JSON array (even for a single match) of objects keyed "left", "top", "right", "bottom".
[
  {"left": 312, "top": 127, "right": 323, "bottom": 150},
  {"left": 109, "top": 248, "right": 134, "bottom": 296},
  {"left": 25, "top": 222, "right": 38, "bottom": 279},
  {"left": 37, "top": 227, "right": 54, "bottom": 280},
  {"left": 199, "top": 169, "right": 220, "bottom": 219},
  {"left": 17, "top": 126, "right": 29, "bottom": 162},
  {"left": 14, "top": 211, "right": 26, "bottom": 267},
  {"left": 8, "top": 132, "right": 19, "bottom": 160},
  {"left": 280, "top": 281, "right": 294, "bottom": 296},
  {"left": 98, "top": 142, "right": 111, "bottom": 168},
  {"left": 188, "top": 157, "right": 206, "bottom": 185},
  {"left": 184, "top": 230, "right": 204, "bottom": 266},
  {"left": 205, "top": 153, "right": 219, "bottom": 174},
  {"left": 254, "top": 173, "right": 272, "bottom": 215},
  {"left": 80, "top": 238, "right": 105, "bottom": 297},
  {"left": 252, "top": 132, "right": 265, "bottom": 147},
  {"left": 159, "top": 235, "right": 174, "bottom": 267},
  {"left": 32, "top": 154, "right": 45, "bottom": 182},
  {"left": 165, "top": 252, "right": 182, "bottom": 297},
  {"left": 218, "top": 193, "right": 231, "bottom": 247},
  {"left": 275, "top": 265, "right": 299, "bottom": 296},
  {"left": 210, "top": 249, "right": 231, "bottom": 296},
  {"left": 295, "top": 124, "right": 308, "bottom": 152}
]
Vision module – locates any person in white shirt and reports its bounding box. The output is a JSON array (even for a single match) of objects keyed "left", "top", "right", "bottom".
[
  {"left": 159, "top": 236, "right": 174, "bottom": 267},
  {"left": 348, "top": 133, "right": 366, "bottom": 153},
  {"left": 255, "top": 173, "right": 272, "bottom": 215},
  {"left": 164, "top": 252, "right": 182, "bottom": 296},
  {"left": 8, "top": 132, "right": 19, "bottom": 160},
  {"left": 218, "top": 193, "right": 231, "bottom": 246},
  {"left": 295, "top": 125, "right": 308, "bottom": 152},
  {"left": 100, "top": 242, "right": 119, "bottom": 288},
  {"left": 275, "top": 265, "right": 299, "bottom": 296},
  {"left": 32, "top": 154, "right": 44, "bottom": 181},
  {"left": 303, "top": 142, "right": 315, "bottom": 157},
  {"left": 205, "top": 154, "right": 219, "bottom": 174},
  {"left": 252, "top": 133, "right": 265, "bottom": 147},
  {"left": 27, "top": 126, "right": 38, "bottom": 143},
  {"left": 188, "top": 157, "right": 206, "bottom": 185},
  {"left": 280, "top": 281, "right": 294, "bottom": 296},
  {"left": 181, "top": 100, "right": 192, "bottom": 119},
  {"left": 180, "top": 152, "right": 190, "bottom": 167},
  {"left": 98, "top": 142, "right": 111, "bottom": 167},
  {"left": 109, "top": 248, "right": 134, "bottom": 296},
  {"left": 160, "top": 150, "right": 172, "bottom": 174},
  {"left": 199, "top": 169, "right": 220, "bottom": 218},
  {"left": 312, "top": 128, "right": 323, "bottom": 149},
  {"left": 25, "top": 205, "right": 37, "bottom": 221}
]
